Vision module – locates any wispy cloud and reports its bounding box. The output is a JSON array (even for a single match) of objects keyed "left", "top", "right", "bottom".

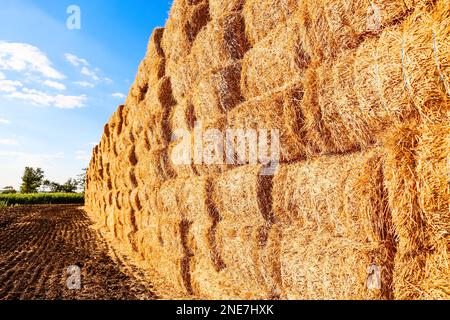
[
  {"left": 65, "top": 53, "right": 89, "bottom": 67},
  {"left": 0, "top": 79, "right": 22, "bottom": 92},
  {"left": 81, "top": 66, "right": 100, "bottom": 81},
  {"left": 7, "top": 88, "right": 86, "bottom": 109},
  {"left": 73, "top": 81, "right": 94, "bottom": 88},
  {"left": 0, "top": 71, "right": 4, "bottom": 79},
  {"left": 0, "top": 138, "right": 19, "bottom": 146},
  {"left": 65, "top": 52, "right": 111, "bottom": 83},
  {"left": 0, "top": 150, "right": 64, "bottom": 165},
  {"left": 0, "top": 41, "right": 64, "bottom": 79},
  {"left": 0, "top": 118, "right": 11, "bottom": 125},
  {"left": 112, "top": 92, "right": 126, "bottom": 99},
  {"left": 75, "top": 150, "right": 90, "bottom": 161},
  {"left": 43, "top": 80, "right": 66, "bottom": 91}
]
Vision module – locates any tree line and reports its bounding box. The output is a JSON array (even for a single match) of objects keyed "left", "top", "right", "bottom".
[{"left": 1, "top": 167, "right": 87, "bottom": 194}]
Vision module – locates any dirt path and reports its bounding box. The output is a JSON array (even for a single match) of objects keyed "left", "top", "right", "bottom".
[{"left": 0, "top": 205, "right": 157, "bottom": 300}]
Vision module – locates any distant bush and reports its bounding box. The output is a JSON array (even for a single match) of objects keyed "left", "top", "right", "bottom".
[{"left": 0, "top": 193, "right": 84, "bottom": 206}]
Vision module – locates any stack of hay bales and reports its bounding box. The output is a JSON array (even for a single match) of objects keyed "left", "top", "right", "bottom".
[{"left": 85, "top": 0, "right": 449, "bottom": 299}]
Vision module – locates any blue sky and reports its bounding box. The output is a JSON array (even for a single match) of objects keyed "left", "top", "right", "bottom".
[{"left": 0, "top": 0, "right": 172, "bottom": 189}]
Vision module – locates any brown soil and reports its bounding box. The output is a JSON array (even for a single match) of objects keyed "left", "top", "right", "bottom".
[{"left": 0, "top": 205, "right": 157, "bottom": 300}]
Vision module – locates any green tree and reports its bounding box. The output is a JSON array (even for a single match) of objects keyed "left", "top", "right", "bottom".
[
  {"left": 1, "top": 186, "right": 16, "bottom": 194},
  {"left": 62, "top": 178, "right": 78, "bottom": 193},
  {"left": 77, "top": 168, "right": 87, "bottom": 192},
  {"left": 43, "top": 178, "right": 79, "bottom": 193},
  {"left": 20, "top": 167, "right": 45, "bottom": 193},
  {"left": 43, "top": 180, "right": 63, "bottom": 193}
]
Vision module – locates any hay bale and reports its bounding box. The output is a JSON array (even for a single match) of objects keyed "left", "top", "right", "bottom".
[
  {"left": 164, "top": 173, "right": 281, "bottom": 298},
  {"left": 155, "top": 177, "right": 222, "bottom": 296},
  {"left": 240, "top": 17, "right": 310, "bottom": 99},
  {"left": 162, "top": 0, "right": 210, "bottom": 65},
  {"left": 302, "top": 2, "right": 450, "bottom": 155},
  {"left": 211, "top": 223, "right": 282, "bottom": 299},
  {"left": 191, "top": 12, "right": 249, "bottom": 76},
  {"left": 163, "top": 0, "right": 210, "bottom": 102},
  {"left": 192, "top": 114, "right": 232, "bottom": 176},
  {"left": 209, "top": 0, "right": 244, "bottom": 19},
  {"left": 415, "top": 118, "right": 450, "bottom": 300},
  {"left": 383, "top": 123, "right": 427, "bottom": 299},
  {"left": 135, "top": 147, "right": 175, "bottom": 186},
  {"left": 298, "top": 0, "right": 431, "bottom": 62},
  {"left": 227, "top": 82, "right": 306, "bottom": 163},
  {"left": 212, "top": 165, "right": 273, "bottom": 225},
  {"left": 167, "top": 53, "right": 198, "bottom": 103},
  {"left": 193, "top": 61, "right": 243, "bottom": 122},
  {"left": 273, "top": 149, "right": 394, "bottom": 244},
  {"left": 171, "top": 13, "right": 247, "bottom": 103},
  {"left": 280, "top": 224, "right": 394, "bottom": 299},
  {"left": 416, "top": 118, "right": 450, "bottom": 248},
  {"left": 243, "top": 0, "right": 299, "bottom": 45},
  {"left": 126, "top": 28, "right": 165, "bottom": 106},
  {"left": 421, "top": 243, "right": 450, "bottom": 299},
  {"left": 142, "top": 76, "right": 177, "bottom": 148}
]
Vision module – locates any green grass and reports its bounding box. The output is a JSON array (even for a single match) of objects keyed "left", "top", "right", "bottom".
[{"left": 0, "top": 193, "right": 84, "bottom": 206}]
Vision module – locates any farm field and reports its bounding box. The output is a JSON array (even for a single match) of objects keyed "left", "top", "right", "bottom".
[{"left": 0, "top": 205, "right": 157, "bottom": 300}]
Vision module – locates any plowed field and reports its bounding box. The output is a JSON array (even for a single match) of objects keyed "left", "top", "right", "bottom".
[{"left": 0, "top": 205, "right": 157, "bottom": 300}]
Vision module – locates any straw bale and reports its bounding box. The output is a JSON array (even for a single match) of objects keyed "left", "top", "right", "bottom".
[
  {"left": 298, "top": 0, "right": 431, "bottom": 62},
  {"left": 193, "top": 61, "right": 243, "bottom": 120},
  {"left": 162, "top": 0, "right": 210, "bottom": 65},
  {"left": 209, "top": 223, "right": 281, "bottom": 299},
  {"left": 240, "top": 17, "right": 310, "bottom": 99},
  {"left": 209, "top": 0, "right": 244, "bottom": 19},
  {"left": 383, "top": 123, "right": 428, "bottom": 299},
  {"left": 192, "top": 114, "right": 232, "bottom": 176},
  {"left": 416, "top": 118, "right": 450, "bottom": 248},
  {"left": 302, "top": 3, "right": 449, "bottom": 155},
  {"left": 421, "top": 243, "right": 450, "bottom": 299},
  {"left": 126, "top": 28, "right": 165, "bottom": 106},
  {"left": 156, "top": 177, "right": 222, "bottom": 296},
  {"left": 167, "top": 52, "right": 198, "bottom": 103},
  {"left": 227, "top": 82, "right": 306, "bottom": 163},
  {"left": 273, "top": 149, "right": 394, "bottom": 245},
  {"left": 191, "top": 12, "right": 249, "bottom": 76},
  {"left": 142, "top": 76, "right": 177, "bottom": 148},
  {"left": 243, "top": 0, "right": 299, "bottom": 45},
  {"left": 280, "top": 224, "right": 394, "bottom": 299},
  {"left": 212, "top": 165, "right": 273, "bottom": 225}
]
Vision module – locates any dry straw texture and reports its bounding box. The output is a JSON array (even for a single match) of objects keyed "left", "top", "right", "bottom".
[
  {"left": 281, "top": 227, "right": 394, "bottom": 299},
  {"left": 126, "top": 28, "right": 165, "bottom": 107},
  {"left": 240, "top": 17, "right": 310, "bottom": 99},
  {"left": 85, "top": 0, "right": 450, "bottom": 300},
  {"left": 243, "top": 0, "right": 299, "bottom": 45},
  {"left": 191, "top": 12, "right": 249, "bottom": 77},
  {"left": 209, "top": 0, "right": 244, "bottom": 19},
  {"left": 297, "top": 0, "right": 432, "bottom": 62},
  {"left": 227, "top": 81, "right": 306, "bottom": 162},
  {"left": 302, "top": 2, "right": 450, "bottom": 155}
]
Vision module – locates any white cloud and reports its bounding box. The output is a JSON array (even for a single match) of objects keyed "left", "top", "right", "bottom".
[
  {"left": 43, "top": 80, "right": 66, "bottom": 91},
  {"left": 0, "top": 138, "right": 19, "bottom": 146},
  {"left": 74, "top": 81, "right": 94, "bottom": 88},
  {"left": 75, "top": 150, "right": 90, "bottom": 161},
  {"left": 0, "top": 118, "right": 11, "bottom": 125},
  {"left": 0, "top": 79, "right": 23, "bottom": 92},
  {"left": 81, "top": 66, "right": 100, "bottom": 81},
  {"left": 112, "top": 92, "right": 126, "bottom": 99},
  {"left": 7, "top": 88, "right": 86, "bottom": 109},
  {"left": 0, "top": 150, "right": 64, "bottom": 165},
  {"left": 0, "top": 71, "right": 4, "bottom": 79},
  {"left": 65, "top": 53, "right": 89, "bottom": 67},
  {"left": 0, "top": 41, "right": 64, "bottom": 79}
]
